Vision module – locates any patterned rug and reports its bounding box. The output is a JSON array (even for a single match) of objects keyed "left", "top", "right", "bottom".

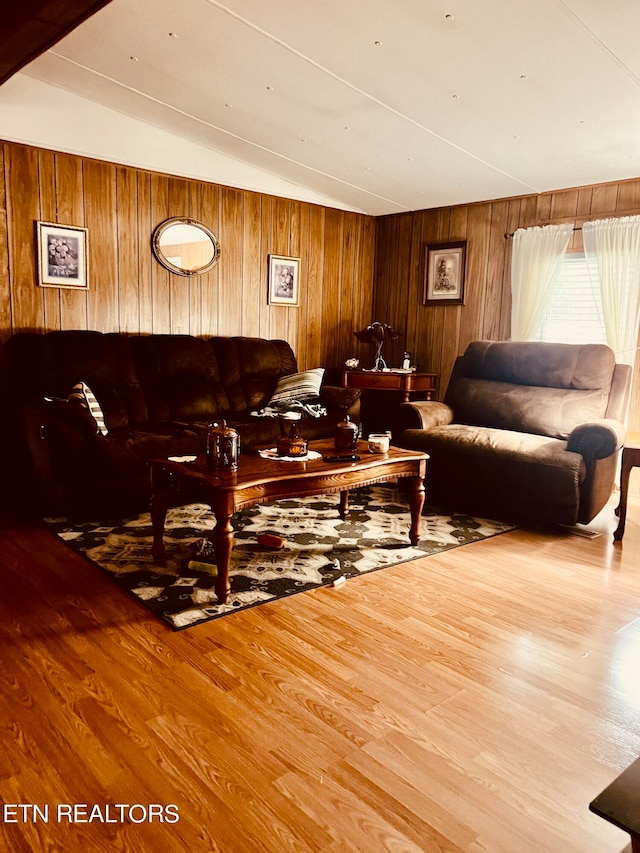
[{"left": 46, "top": 485, "right": 514, "bottom": 631}]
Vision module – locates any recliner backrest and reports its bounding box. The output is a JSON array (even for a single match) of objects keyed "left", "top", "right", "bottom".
[{"left": 445, "top": 340, "right": 618, "bottom": 439}]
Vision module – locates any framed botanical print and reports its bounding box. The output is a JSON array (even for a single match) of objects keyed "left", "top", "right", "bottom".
[
  {"left": 268, "top": 255, "right": 300, "bottom": 306},
  {"left": 424, "top": 240, "right": 466, "bottom": 305},
  {"left": 36, "top": 221, "right": 89, "bottom": 290}
]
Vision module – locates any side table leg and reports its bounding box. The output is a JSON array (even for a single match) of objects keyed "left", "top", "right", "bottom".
[
  {"left": 212, "top": 512, "right": 234, "bottom": 604},
  {"left": 614, "top": 453, "right": 632, "bottom": 542},
  {"left": 408, "top": 475, "right": 425, "bottom": 546},
  {"left": 339, "top": 490, "right": 349, "bottom": 519}
]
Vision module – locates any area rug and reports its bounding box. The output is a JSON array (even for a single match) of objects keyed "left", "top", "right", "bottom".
[{"left": 46, "top": 485, "right": 514, "bottom": 631}]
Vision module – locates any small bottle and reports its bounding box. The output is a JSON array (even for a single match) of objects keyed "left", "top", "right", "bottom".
[
  {"left": 402, "top": 351, "right": 411, "bottom": 370},
  {"left": 277, "top": 418, "right": 308, "bottom": 458}
]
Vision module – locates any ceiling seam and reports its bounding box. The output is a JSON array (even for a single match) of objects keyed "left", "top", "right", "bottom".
[
  {"left": 41, "top": 54, "right": 408, "bottom": 213},
  {"left": 556, "top": 0, "right": 640, "bottom": 87},
  {"left": 205, "top": 0, "right": 541, "bottom": 194}
]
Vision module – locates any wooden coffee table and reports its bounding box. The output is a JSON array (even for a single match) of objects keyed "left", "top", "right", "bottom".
[{"left": 150, "top": 439, "right": 428, "bottom": 604}]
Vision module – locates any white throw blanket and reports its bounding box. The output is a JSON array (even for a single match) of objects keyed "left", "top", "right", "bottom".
[{"left": 252, "top": 400, "right": 328, "bottom": 419}]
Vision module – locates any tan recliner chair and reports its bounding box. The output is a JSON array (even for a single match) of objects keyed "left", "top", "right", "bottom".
[{"left": 396, "top": 340, "right": 631, "bottom": 527}]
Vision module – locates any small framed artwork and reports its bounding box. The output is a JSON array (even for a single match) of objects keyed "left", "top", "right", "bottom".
[
  {"left": 36, "top": 221, "right": 89, "bottom": 290},
  {"left": 424, "top": 240, "right": 466, "bottom": 305},
  {"left": 268, "top": 255, "right": 300, "bottom": 306}
]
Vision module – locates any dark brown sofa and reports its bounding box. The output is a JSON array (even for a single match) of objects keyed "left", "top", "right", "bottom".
[
  {"left": 395, "top": 340, "right": 631, "bottom": 527},
  {"left": 5, "top": 331, "right": 360, "bottom": 517}
]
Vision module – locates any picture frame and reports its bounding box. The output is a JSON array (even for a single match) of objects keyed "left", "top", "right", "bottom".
[
  {"left": 423, "top": 240, "right": 466, "bottom": 305},
  {"left": 268, "top": 255, "right": 300, "bottom": 306},
  {"left": 36, "top": 221, "right": 89, "bottom": 290}
]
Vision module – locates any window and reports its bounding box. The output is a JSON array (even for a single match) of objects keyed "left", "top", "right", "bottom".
[{"left": 537, "top": 252, "right": 607, "bottom": 345}]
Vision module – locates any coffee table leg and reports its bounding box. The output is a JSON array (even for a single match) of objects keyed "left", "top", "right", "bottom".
[
  {"left": 212, "top": 512, "right": 233, "bottom": 603},
  {"left": 408, "top": 475, "right": 425, "bottom": 545},
  {"left": 339, "top": 490, "right": 349, "bottom": 519}
]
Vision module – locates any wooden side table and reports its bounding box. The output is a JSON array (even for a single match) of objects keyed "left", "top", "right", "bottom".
[
  {"left": 614, "top": 431, "right": 640, "bottom": 542},
  {"left": 590, "top": 756, "right": 640, "bottom": 851},
  {"left": 341, "top": 369, "right": 437, "bottom": 403}
]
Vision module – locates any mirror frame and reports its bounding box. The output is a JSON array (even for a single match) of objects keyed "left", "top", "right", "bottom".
[{"left": 152, "top": 217, "right": 221, "bottom": 276}]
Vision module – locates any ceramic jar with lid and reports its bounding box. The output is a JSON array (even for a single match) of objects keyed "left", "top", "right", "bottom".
[{"left": 334, "top": 415, "right": 359, "bottom": 452}]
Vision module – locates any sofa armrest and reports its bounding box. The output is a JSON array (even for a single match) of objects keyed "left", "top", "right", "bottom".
[
  {"left": 320, "top": 385, "right": 362, "bottom": 412},
  {"left": 23, "top": 401, "right": 100, "bottom": 506},
  {"left": 396, "top": 401, "right": 455, "bottom": 433},
  {"left": 566, "top": 419, "right": 626, "bottom": 460},
  {"left": 26, "top": 400, "right": 99, "bottom": 438}
]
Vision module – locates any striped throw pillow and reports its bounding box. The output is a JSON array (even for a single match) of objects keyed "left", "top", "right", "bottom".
[
  {"left": 269, "top": 368, "right": 325, "bottom": 405},
  {"left": 69, "top": 381, "right": 109, "bottom": 436}
]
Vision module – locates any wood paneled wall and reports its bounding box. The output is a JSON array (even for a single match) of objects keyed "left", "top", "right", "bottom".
[
  {"left": 373, "top": 178, "right": 640, "bottom": 433},
  {"left": 0, "top": 141, "right": 375, "bottom": 371},
  {"left": 2, "top": 137, "right": 639, "bottom": 432}
]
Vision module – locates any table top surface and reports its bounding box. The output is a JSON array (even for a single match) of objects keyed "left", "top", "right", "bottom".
[
  {"left": 342, "top": 369, "right": 436, "bottom": 378},
  {"left": 342, "top": 367, "right": 437, "bottom": 376},
  {"left": 153, "top": 439, "right": 428, "bottom": 493}
]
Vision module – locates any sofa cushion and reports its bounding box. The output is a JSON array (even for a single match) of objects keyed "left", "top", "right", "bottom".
[
  {"left": 131, "top": 335, "right": 230, "bottom": 422},
  {"left": 93, "top": 427, "right": 199, "bottom": 476},
  {"left": 210, "top": 336, "right": 299, "bottom": 413},
  {"left": 69, "top": 382, "right": 109, "bottom": 435},
  {"left": 269, "top": 368, "right": 325, "bottom": 405},
  {"left": 169, "top": 415, "right": 282, "bottom": 450},
  {"left": 405, "top": 423, "right": 580, "bottom": 469}
]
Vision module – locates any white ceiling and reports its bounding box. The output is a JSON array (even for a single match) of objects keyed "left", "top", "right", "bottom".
[{"left": 13, "top": 0, "right": 640, "bottom": 216}]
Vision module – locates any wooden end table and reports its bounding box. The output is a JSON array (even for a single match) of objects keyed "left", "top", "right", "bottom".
[
  {"left": 590, "top": 756, "right": 640, "bottom": 851},
  {"left": 341, "top": 369, "right": 437, "bottom": 403},
  {"left": 150, "top": 439, "right": 428, "bottom": 604},
  {"left": 614, "top": 431, "right": 640, "bottom": 542}
]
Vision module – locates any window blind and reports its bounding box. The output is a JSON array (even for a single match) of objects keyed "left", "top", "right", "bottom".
[{"left": 537, "top": 253, "right": 607, "bottom": 345}]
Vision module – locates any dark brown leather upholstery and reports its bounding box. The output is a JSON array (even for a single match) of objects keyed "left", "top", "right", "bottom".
[
  {"left": 396, "top": 341, "right": 631, "bottom": 527},
  {"left": 5, "top": 331, "right": 360, "bottom": 517}
]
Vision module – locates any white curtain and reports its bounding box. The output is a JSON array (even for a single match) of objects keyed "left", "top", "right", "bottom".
[
  {"left": 510, "top": 223, "right": 574, "bottom": 341},
  {"left": 583, "top": 216, "right": 640, "bottom": 366}
]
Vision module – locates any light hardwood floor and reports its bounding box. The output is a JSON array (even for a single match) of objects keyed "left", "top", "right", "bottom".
[{"left": 0, "top": 495, "right": 639, "bottom": 853}]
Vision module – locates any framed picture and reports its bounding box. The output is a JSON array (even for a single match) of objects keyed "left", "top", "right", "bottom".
[
  {"left": 424, "top": 240, "right": 466, "bottom": 305},
  {"left": 36, "top": 221, "right": 89, "bottom": 290},
  {"left": 268, "top": 255, "right": 300, "bottom": 306}
]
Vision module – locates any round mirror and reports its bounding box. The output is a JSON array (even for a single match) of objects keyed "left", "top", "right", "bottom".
[{"left": 152, "top": 217, "right": 220, "bottom": 276}]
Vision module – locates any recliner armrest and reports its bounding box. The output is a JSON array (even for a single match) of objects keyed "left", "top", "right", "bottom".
[
  {"left": 566, "top": 419, "right": 626, "bottom": 460},
  {"left": 396, "top": 401, "right": 454, "bottom": 432}
]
